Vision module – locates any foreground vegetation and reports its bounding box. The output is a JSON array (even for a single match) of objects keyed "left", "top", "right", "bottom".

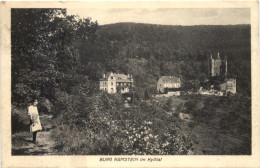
[
  {"left": 50, "top": 91, "right": 192, "bottom": 155},
  {"left": 48, "top": 92, "right": 250, "bottom": 155},
  {"left": 172, "top": 94, "right": 251, "bottom": 154},
  {"left": 12, "top": 92, "right": 251, "bottom": 155}
]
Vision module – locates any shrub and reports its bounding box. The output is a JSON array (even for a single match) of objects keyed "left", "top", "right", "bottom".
[
  {"left": 164, "top": 98, "right": 174, "bottom": 112},
  {"left": 11, "top": 106, "right": 30, "bottom": 133}
]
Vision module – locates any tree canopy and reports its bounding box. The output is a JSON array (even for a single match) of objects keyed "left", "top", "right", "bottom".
[{"left": 11, "top": 9, "right": 98, "bottom": 106}]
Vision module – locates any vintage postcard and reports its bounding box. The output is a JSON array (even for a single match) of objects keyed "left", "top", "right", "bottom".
[{"left": 1, "top": 1, "right": 259, "bottom": 168}]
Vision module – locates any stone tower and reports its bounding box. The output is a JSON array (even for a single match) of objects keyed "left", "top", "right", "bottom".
[{"left": 209, "top": 52, "right": 227, "bottom": 77}]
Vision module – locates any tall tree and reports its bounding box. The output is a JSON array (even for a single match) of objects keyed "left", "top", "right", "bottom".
[{"left": 11, "top": 9, "right": 98, "bottom": 106}]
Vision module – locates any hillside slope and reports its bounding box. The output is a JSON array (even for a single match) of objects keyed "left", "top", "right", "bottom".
[{"left": 78, "top": 23, "right": 251, "bottom": 96}]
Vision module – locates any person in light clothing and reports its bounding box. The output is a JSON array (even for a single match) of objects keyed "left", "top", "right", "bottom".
[{"left": 28, "top": 100, "right": 42, "bottom": 143}]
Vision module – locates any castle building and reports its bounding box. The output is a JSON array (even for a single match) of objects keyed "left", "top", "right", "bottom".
[
  {"left": 208, "top": 52, "right": 236, "bottom": 94},
  {"left": 157, "top": 76, "right": 181, "bottom": 94},
  {"left": 100, "top": 72, "right": 134, "bottom": 94},
  {"left": 220, "top": 78, "right": 236, "bottom": 94},
  {"left": 209, "top": 52, "right": 227, "bottom": 77}
]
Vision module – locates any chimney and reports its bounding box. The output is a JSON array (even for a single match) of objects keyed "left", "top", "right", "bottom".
[
  {"left": 217, "top": 52, "right": 220, "bottom": 59},
  {"left": 103, "top": 74, "right": 105, "bottom": 78}
]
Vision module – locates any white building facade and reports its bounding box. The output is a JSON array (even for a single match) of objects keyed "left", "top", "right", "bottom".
[
  {"left": 157, "top": 76, "right": 181, "bottom": 93},
  {"left": 100, "top": 72, "right": 134, "bottom": 94}
]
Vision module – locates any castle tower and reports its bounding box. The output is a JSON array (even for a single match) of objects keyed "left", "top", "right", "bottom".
[
  {"left": 211, "top": 56, "right": 215, "bottom": 76},
  {"left": 209, "top": 52, "right": 225, "bottom": 77}
]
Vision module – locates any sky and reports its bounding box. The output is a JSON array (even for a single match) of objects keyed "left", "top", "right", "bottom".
[{"left": 67, "top": 8, "right": 250, "bottom": 26}]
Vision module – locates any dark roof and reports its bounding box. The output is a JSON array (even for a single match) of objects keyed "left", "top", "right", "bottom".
[
  {"left": 159, "top": 76, "right": 180, "bottom": 83},
  {"left": 100, "top": 72, "right": 113, "bottom": 80}
]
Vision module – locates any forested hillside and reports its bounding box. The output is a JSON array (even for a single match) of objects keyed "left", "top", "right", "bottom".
[{"left": 78, "top": 23, "right": 251, "bottom": 97}]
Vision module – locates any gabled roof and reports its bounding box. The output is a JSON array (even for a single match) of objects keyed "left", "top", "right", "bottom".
[
  {"left": 105, "top": 72, "right": 113, "bottom": 79},
  {"left": 114, "top": 73, "right": 128, "bottom": 80},
  {"left": 159, "top": 76, "right": 180, "bottom": 83},
  {"left": 100, "top": 72, "right": 112, "bottom": 81},
  {"left": 100, "top": 72, "right": 133, "bottom": 82},
  {"left": 114, "top": 73, "right": 133, "bottom": 82}
]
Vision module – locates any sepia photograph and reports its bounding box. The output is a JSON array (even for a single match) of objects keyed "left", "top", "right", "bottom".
[
  {"left": 10, "top": 7, "right": 252, "bottom": 156},
  {"left": 1, "top": 1, "right": 259, "bottom": 168}
]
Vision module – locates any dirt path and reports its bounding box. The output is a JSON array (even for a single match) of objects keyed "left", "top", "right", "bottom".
[{"left": 12, "top": 114, "right": 57, "bottom": 155}]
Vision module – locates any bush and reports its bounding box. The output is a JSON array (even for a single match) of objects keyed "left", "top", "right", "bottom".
[
  {"left": 11, "top": 106, "right": 30, "bottom": 133},
  {"left": 164, "top": 98, "right": 174, "bottom": 112}
]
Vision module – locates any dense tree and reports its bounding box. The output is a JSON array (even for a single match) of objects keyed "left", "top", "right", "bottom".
[{"left": 11, "top": 9, "right": 98, "bottom": 106}]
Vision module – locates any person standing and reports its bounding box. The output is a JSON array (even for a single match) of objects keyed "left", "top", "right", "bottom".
[{"left": 28, "top": 100, "right": 42, "bottom": 143}]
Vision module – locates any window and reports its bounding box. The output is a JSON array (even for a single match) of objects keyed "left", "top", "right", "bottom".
[
  {"left": 111, "top": 82, "right": 113, "bottom": 85},
  {"left": 104, "top": 82, "right": 106, "bottom": 85},
  {"left": 105, "top": 88, "right": 107, "bottom": 91},
  {"left": 111, "top": 88, "right": 114, "bottom": 93},
  {"left": 111, "top": 76, "right": 113, "bottom": 79}
]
